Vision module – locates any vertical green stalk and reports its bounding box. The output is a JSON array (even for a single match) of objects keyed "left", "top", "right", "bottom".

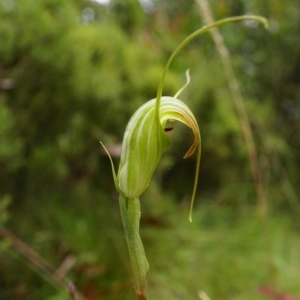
[{"left": 119, "top": 194, "right": 149, "bottom": 300}]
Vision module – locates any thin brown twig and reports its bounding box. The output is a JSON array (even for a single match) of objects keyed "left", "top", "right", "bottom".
[
  {"left": 195, "top": 0, "right": 275, "bottom": 282},
  {"left": 0, "top": 226, "right": 89, "bottom": 300},
  {"left": 195, "top": 0, "right": 267, "bottom": 217}
]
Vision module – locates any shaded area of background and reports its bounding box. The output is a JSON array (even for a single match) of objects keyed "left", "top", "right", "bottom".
[{"left": 0, "top": 0, "right": 299, "bottom": 299}]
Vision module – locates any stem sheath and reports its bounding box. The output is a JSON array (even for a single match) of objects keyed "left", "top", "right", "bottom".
[{"left": 119, "top": 194, "right": 149, "bottom": 300}]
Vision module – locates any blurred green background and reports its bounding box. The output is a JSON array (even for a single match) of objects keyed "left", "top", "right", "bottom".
[{"left": 0, "top": 0, "right": 300, "bottom": 299}]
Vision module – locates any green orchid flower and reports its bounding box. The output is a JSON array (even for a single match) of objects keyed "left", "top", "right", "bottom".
[
  {"left": 101, "top": 15, "right": 268, "bottom": 300},
  {"left": 117, "top": 73, "right": 200, "bottom": 218}
]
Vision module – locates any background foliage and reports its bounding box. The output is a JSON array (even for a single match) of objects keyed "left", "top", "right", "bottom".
[{"left": 0, "top": 0, "right": 299, "bottom": 299}]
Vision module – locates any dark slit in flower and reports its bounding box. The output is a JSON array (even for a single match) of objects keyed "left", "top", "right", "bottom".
[{"left": 164, "top": 127, "right": 173, "bottom": 132}]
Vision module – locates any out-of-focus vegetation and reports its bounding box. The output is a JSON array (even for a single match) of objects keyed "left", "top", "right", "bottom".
[{"left": 0, "top": 0, "right": 299, "bottom": 299}]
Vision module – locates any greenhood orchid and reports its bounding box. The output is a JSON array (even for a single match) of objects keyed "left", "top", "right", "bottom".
[
  {"left": 117, "top": 75, "right": 200, "bottom": 216},
  {"left": 101, "top": 15, "right": 268, "bottom": 300}
]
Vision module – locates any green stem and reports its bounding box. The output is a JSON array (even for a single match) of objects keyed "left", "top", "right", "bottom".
[
  {"left": 155, "top": 15, "right": 268, "bottom": 119},
  {"left": 119, "top": 194, "right": 149, "bottom": 300}
]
